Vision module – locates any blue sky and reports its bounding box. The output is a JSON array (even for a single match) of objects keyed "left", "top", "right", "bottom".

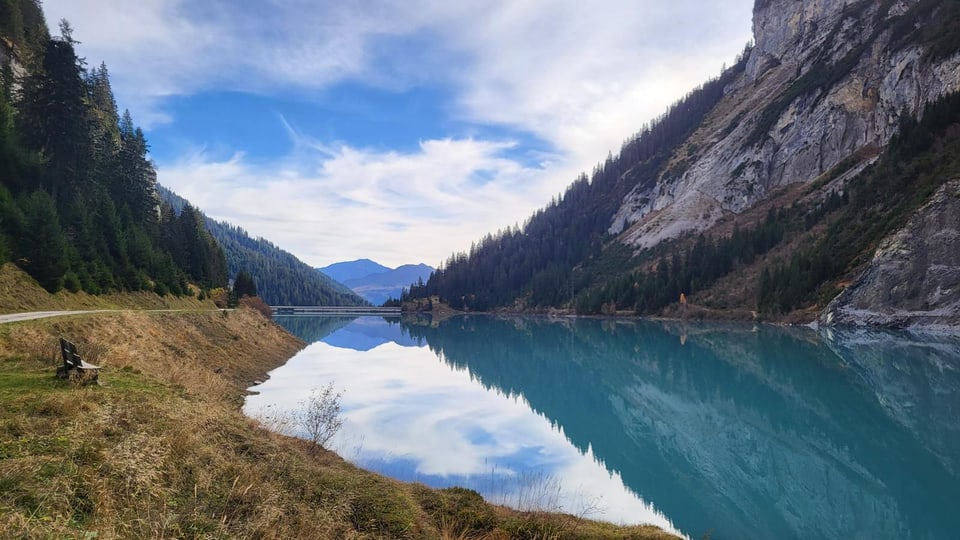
[{"left": 43, "top": 0, "right": 754, "bottom": 268}]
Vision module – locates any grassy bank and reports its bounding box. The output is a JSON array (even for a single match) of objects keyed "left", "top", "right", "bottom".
[
  {"left": 0, "top": 263, "right": 220, "bottom": 314},
  {"left": 0, "top": 280, "right": 677, "bottom": 538}
]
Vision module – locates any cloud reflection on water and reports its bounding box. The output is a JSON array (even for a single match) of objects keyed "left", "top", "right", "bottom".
[
  {"left": 251, "top": 315, "right": 960, "bottom": 539},
  {"left": 244, "top": 333, "right": 680, "bottom": 533}
]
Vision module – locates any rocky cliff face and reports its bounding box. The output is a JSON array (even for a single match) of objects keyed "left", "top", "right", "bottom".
[
  {"left": 820, "top": 180, "right": 960, "bottom": 328},
  {"left": 611, "top": 0, "right": 960, "bottom": 249},
  {"left": 0, "top": 37, "right": 28, "bottom": 86}
]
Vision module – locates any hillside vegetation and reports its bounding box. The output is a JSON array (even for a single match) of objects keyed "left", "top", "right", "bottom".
[
  {"left": 159, "top": 187, "right": 367, "bottom": 307},
  {"left": 572, "top": 91, "right": 960, "bottom": 318},
  {"left": 405, "top": 51, "right": 749, "bottom": 312},
  {"left": 0, "top": 3, "right": 227, "bottom": 298},
  {"left": 0, "top": 263, "right": 219, "bottom": 313},
  {"left": 1, "top": 2, "right": 359, "bottom": 309}
]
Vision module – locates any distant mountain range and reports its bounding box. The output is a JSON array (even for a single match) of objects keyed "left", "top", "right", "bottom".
[
  {"left": 318, "top": 259, "right": 434, "bottom": 305},
  {"left": 158, "top": 186, "right": 367, "bottom": 307},
  {"left": 318, "top": 259, "right": 391, "bottom": 283}
]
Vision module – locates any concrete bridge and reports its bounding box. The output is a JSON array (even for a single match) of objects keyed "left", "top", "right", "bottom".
[{"left": 271, "top": 306, "right": 401, "bottom": 316}]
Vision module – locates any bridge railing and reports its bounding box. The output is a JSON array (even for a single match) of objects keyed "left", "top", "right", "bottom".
[{"left": 271, "top": 306, "right": 402, "bottom": 315}]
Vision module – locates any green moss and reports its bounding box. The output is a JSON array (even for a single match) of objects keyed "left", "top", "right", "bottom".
[
  {"left": 347, "top": 477, "right": 420, "bottom": 537},
  {"left": 414, "top": 485, "right": 497, "bottom": 536}
]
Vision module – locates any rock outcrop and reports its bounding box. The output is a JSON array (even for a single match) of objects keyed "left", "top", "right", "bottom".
[
  {"left": 819, "top": 180, "right": 960, "bottom": 327},
  {"left": 0, "top": 37, "right": 28, "bottom": 86},
  {"left": 612, "top": 0, "right": 960, "bottom": 249}
]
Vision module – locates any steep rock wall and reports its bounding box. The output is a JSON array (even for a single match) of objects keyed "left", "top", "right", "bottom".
[
  {"left": 819, "top": 180, "right": 960, "bottom": 328},
  {"left": 0, "top": 36, "right": 28, "bottom": 85},
  {"left": 612, "top": 0, "right": 960, "bottom": 249}
]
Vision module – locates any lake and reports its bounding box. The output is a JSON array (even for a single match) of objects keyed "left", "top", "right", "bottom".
[{"left": 244, "top": 315, "right": 960, "bottom": 540}]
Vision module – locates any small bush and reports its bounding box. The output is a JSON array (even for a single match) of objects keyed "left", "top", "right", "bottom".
[
  {"left": 62, "top": 272, "right": 81, "bottom": 293},
  {"left": 297, "top": 382, "right": 343, "bottom": 452},
  {"left": 347, "top": 477, "right": 419, "bottom": 537}
]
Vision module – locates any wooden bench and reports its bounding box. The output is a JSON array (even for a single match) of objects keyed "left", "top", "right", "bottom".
[{"left": 57, "top": 337, "right": 100, "bottom": 383}]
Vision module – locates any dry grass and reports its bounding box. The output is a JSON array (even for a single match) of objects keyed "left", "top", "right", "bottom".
[
  {"left": 0, "top": 263, "right": 218, "bottom": 314},
  {"left": 0, "top": 299, "right": 680, "bottom": 539}
]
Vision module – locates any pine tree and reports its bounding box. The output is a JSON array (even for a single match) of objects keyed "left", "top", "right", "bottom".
[
  {"left": 16, "top": 23, "right": 91, "bottom": 201},
  {"left": 16, "top": 189, "right": 67, "bottom": 292},
  {"left": 115, "top": 110, "right": 158, "bottom": 225},
  {"left": 233, "top": 270, "right": 257, "bottom": 299}
]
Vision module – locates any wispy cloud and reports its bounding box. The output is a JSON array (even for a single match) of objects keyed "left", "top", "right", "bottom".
[
  {"left": 425, "top": 0, "right": 753, "bottom": 163},
  {"left": 48, "top": 1, "right": 752, "bottom": 136},
  {"left": 44, "top": 0, "right": 426, "bottom": 125},
  {"left": 43, "top": 0, "right": 754, "bottom": 266},
  {"left": 159, "top": 132, "right": 566, "bottom": 268}
]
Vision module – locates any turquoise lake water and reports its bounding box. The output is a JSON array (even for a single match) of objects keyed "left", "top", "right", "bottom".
[{"left": 244, "top": 315, "right": 960, "bottom": 539}]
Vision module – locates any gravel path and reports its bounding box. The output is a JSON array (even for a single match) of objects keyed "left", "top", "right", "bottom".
[{"left": 0, "top": 310, "right": 114, "bottom": 324}]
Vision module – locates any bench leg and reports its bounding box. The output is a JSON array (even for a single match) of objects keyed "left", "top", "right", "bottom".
[{"left": 59, "top": 367, "right": 99, "bottom": 385}]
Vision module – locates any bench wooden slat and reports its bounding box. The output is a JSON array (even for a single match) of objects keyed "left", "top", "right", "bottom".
[
  {"left": 78, "top": 359, "right": 100, "bottom": 369},
  {"left": 66, "top": 340, "right": 98, "bottom": 369},
  {"left": 59, "top": 337, "right": 100, "bottom": 371}
]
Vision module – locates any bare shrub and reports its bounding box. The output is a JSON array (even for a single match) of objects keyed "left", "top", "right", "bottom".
[
  {"left": 239, "top": 296, "right": 273, "bottom": 319},
  {"left": 297, "top": 382, "right": 344, "bottom": 452}
]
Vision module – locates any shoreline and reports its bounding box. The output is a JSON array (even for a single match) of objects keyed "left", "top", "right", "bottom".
[
  {"left": 401, "top": 303, "right": 960, "bottom": 331},
  {"left": 0, "top": 303, "right": 679, "bottom": 539}
]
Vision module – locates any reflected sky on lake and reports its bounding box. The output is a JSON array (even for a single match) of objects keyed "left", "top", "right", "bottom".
[
  {"left": 246, "top": 315, "right": 960, "bottom": 540},
  {"left": 244, "top": 318, "right": 679, "bottom": 533}
]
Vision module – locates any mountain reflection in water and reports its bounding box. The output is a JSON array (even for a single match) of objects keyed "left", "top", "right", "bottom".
[{"left": 246, "top": 315, "right": 960, "bottom": 540}]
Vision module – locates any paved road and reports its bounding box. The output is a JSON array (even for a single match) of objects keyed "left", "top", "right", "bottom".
[
  {"left": 0, "top": 310, "right": 115, "bottom": 324},
  {"left": 0, "top": 309, "right": 231, "bottom": 325}
]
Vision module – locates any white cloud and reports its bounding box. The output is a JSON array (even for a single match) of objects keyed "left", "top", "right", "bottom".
[
  {"left": 42, "top": 0, "right": 425, "bottom": 126},
  {"left": 426, "top": 0, "right": 754, "bottom": 165},
  {"left": 159, "top": 134, "right": 568, "bottom": 268},
  {"left": 45, "top": 0, "right": 752, "bottom": 137},
  {"left": 43, "top": 0, "right": 755, "bottom": 266}
]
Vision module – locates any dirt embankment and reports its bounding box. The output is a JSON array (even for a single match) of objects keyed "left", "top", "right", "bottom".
[{"left": 0, "top": 273, "right": 678, "bottom": 539}]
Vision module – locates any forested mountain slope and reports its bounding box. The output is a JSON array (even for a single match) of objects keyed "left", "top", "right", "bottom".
[
  {"left": 409, "top": 0, "right": 960, "bottom": 327},
  {"left": 159, "top": 186, "right": 367, "bottom": 307},
  {"left": 206, "top": 219, "right": 367, "bottom": 307},
  {"left": 0, "top": 4, "right": 226, "bottom": 298}
]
